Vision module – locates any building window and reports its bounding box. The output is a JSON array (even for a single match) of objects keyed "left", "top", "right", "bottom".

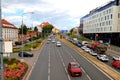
[
  {"left": 110, "top": 26, "right": 112, "bottom": 31},
  {"left": 109, "top": 9, "right": 111, "bottom": 13},
  {"left": 111, "top": 14, "right": 112, "bottom": 19}
]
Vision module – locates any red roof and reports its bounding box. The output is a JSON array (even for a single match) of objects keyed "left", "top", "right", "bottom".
[
  {"left": 38, "top": 22, "right": 54, "bottom": 28},
  {"left": 2, "top": 19, "right": 18, "bottom": 29}
]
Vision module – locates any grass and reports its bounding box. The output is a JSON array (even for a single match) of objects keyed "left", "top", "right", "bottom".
[{"left": 13, "top": 40, "right": 42, "bottom": 53}]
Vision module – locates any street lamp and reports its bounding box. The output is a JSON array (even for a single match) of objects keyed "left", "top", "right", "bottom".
[
  {"left": 21, "top": 12, "right": 34, "bottom": 62},
  {"left": 0, "top": 0, "right": 4, "bottom": 80}
]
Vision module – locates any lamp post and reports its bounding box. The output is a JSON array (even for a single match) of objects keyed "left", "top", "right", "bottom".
[
  {"left": 0, "top": 0, "right": 4, "bottom": 80},
  {"left": 21, "top": 12, "right": 34, "bottom": 62}
]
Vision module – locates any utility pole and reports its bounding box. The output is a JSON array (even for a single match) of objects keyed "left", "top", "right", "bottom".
[{"left": 0, "top": 0, "right": 4, "bottom": 79}]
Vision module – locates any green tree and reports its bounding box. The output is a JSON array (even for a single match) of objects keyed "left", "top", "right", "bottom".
[
  {"left": 34, "top": 26, "right": 38, "bottom": 32},
  {"left": 42, "top": 25, "right": 54, "bottom": 34},
  {"left": 70, "top": 28, "right": 73, "bottom": 34},
  {"left": 19, "top": 24, "right": 28, "bottom": 35}
]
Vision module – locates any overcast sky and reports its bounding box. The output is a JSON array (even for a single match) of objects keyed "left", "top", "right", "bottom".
[{"left": 1, "top": 0, "right": 112, "bottom": 30}]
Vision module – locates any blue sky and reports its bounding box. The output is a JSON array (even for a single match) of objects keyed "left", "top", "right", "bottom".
[{"left": 1, "top": 0, "right": 111, "bottom": 30}]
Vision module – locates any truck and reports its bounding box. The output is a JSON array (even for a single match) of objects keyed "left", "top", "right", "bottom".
[
  {"left": 88, "top": 41, "right": 107, "bottom": 54},
  {"left": 3, "top": 40, "right": 13, "bottom": 57}
]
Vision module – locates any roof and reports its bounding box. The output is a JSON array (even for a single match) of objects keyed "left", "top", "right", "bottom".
[
  {"left": 2, "top": 19, "right": 18, "bottom": 29},
  {"left": 70, "top": 62, "right": 78, "bottom": 65}
]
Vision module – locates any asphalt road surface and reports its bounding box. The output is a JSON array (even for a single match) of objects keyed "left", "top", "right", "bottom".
[{"left": 29, "top": 40, "right": 113, "bottom": 80}]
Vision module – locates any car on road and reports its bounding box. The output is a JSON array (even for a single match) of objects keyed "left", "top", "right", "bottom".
[
  {"left": 47, "top": 40, "right": 50, "bottom": 44},
  {"left": 52, "top": 40, "right": 56, "bottom": 43},
  {"left": 56, "top": 41, "right": 61, "bottom": 47},
  {"left": 18, "top": 51, "right": 33, "bottom": 57},
  {"left": 68, "top": 62, "right": 82, "bottom": 77},
  {"left": 112, "top": 60, "right": 120, "bottom": 68},
  {"left": 112, "top": 55, "right": 120, "bottom": 61},
  {"left": 97, "top": 54, "right": 109, "bottom": 62}
]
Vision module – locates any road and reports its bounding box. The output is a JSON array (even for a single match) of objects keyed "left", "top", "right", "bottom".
[{"left": 29, "top": 40, "right": 112, "bottom": 80}]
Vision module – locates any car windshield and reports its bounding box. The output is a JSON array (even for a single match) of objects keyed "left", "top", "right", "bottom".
[{"left": 71, "top": 65, "right": 79, "bottom": 68}]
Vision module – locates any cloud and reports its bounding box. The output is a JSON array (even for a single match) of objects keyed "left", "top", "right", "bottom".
[{"left": 1, "top": 0, "right": 111, "bottom": 30}]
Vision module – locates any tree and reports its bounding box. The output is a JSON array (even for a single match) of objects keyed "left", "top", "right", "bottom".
[
  {"left": 34, "top": 26, "right": 38, "bottom": 32},
  {"left": 70, "top": 28, "right": 73, "bottom": 34},
  {"left": 42, "top": 25, "right": 54, "bottom": 34},
  {"left": 19, "top": 24, "right": 28, "bottom": 35}
]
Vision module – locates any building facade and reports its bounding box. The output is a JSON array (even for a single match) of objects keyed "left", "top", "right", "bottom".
[
  {"left": 2, "top": 19, "right": 18, "bottom": 44},
  {"left": 80, "top": 0, "right": 120, "bottom": 46}
]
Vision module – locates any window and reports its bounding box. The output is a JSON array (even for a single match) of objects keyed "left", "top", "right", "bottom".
[{"left": 111, "top": 14, "right": 112, "bottom": 19}]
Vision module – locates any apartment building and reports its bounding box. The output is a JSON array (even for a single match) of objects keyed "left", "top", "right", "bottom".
[
  {"left": 80, "top": 0, "right": 120, "bottom": 46},
  {"left": 2, "top": 19, "right": 18, "bottom": 44}
]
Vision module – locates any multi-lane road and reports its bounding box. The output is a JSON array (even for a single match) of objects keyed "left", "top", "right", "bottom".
[{"left": 28, "top": 40, "right": 113, "bottom": 80}]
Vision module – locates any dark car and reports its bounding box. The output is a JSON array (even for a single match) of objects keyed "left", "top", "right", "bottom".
[
  {"left": 112, "top": 60, "right": 120, "bottom": 68},
  {"left": 76, "top": 42, "right": 82, "bottom": 47},
  {"left": 68, "top": 62, "right": 82, "bottom": 77},
  {"left": 18, "top": 51, "right": 33, "bottom": 57}
]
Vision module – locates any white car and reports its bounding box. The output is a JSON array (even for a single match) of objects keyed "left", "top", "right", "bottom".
[
  {"left": 56, "top": 41, "right": 61, "bottom": 47},
  {"left": 84, "top": 48, "right": 91, "bottom": 53},
  {"left": 52, "top": 40, "right": 56, "bottom": 43},
  {"left": 81, "top": 46, "right": 87, "bottom": 50},
  {"left": 112, "top": 56, "right": 120, "bottom": 61},
  {"left": 97, "top": 55, "right": 109, "bottom": 62},
  {"left": 89, "top": 50, "right": 97, "bottom": 56}
]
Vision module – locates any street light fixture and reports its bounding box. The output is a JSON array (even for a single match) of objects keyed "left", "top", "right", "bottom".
[{"left": 21, "top": 12, "right": 34, "bottom": 62}]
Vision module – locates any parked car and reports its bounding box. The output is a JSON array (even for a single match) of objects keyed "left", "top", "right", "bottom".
[
  {"left": 112, "top": 56, "right": 120, "bottom": 61},
  {"left": 97, "top": 54, "right": 109, "bottom": 62},
  {"left": 68, "top": 62, "right": 82, "bottom": 77},
  {"left": 76, "top": 42, "right": 82, "bottom": 47},
  {"left": 89, "top": 50, "right": 97, "bottom": 56},
  {"left": 112, "top": 60, "right": 120, "bottom": 68},
  {"left": 18, "top": 51, "right": 33, "bottom": 57},
  {"left": 81, "top": 46, "right": 87, "bottom": 50},
  {"left": 84, "top": 48, "right": 91, "bottom": 53}
]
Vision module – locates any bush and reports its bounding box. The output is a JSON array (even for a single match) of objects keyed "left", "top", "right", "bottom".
[
  {"left": 15, "top": 41, "right": 22, "bottom": 45},
  {"left": 8, "top": 58, "right": 20, "bottom": 65}
]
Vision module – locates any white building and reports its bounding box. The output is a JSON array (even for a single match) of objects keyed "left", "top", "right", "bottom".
[
  {"left": 2, "top": 19, "right": 18, "bottom": 44},
  {"left": 83, "top": 1, "right": 120, "bottom": 33},
  {"left": 80, "top": 0, "right": 120, "bottom": 46}
]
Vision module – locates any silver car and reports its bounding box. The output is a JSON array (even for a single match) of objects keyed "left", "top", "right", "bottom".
[
  {"left": 97, "top": 55, "right": 109, "bottom": 62},
  {"left": 112, "top": 56, "right": 120, "bottom": 61}
]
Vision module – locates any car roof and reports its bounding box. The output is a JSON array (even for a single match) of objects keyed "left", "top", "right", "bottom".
[{"left": 69, "top": 62, "right": 78, "bottom": 65}]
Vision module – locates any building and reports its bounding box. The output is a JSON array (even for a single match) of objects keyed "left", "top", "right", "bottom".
[
  {"left": 72, "top": 27, "right": 79, "bottom": 35},
  {"left": 79, "top": 0, "right": 120, "bottom": 46},
  {"left": 2, "top": 19, "right": 18, "bottom": 44}
]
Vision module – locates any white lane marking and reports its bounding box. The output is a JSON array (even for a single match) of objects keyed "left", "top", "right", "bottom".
[
  {"left": 87, "top": 74, "right": 92, "bottom": 80},
  {"left": 81, "top": 67, "right": 85, "bottom": 73},
  {"left": 48, "top": 47, "right": 51, "bottom": 80},
  {"left": 48, "top": 75, "right": 50, "bottom": 80},
  {"left": 57, "top": 49, "right": 71, "bottom": 80}
]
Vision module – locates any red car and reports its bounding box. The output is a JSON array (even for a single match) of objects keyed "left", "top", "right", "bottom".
[
  {"left": 112, "top": 60, "right": 120, "bottom": 68},
  {"left": 68, "top": 62, "right": 82, "bottom": 77}
]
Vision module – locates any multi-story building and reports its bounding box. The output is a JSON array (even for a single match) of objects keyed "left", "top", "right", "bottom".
[
  {"left": 2, "top": 19, "right": 18, "bottom": 44},
  {"left": 80, "top": 0, "right": 120, "bottom": 46}
]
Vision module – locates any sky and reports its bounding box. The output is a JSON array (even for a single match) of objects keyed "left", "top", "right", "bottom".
[{"left": 1, "top": 0, "right": 112, "bottom": 30}]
